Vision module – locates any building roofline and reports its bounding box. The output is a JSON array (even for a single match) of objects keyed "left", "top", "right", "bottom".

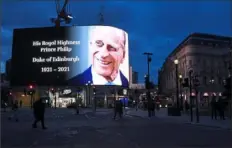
[
  {"left": 169, "top": 32, "right": 232, "bottom": 58},
  {"left": 160, "top": 32, "right": 232, "bottom": 70}
]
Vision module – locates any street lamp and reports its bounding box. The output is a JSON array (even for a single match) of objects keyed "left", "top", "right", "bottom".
[
  {"left": 143, "top": 52, "right": 153, "bottom": 117},
  {"left": 229, "top": 45, "right": 232, "bottom": 119},
  {"left": 193, "top": 75, "right": 200, "bottom": 123},
  {"left": 174, "top": 59, "right": 180, "bottom": 110},
  {"left": 143, "top": 52, "right": 153, "bottom": 82},
  {"left": 174, "top": 59, "right": 179, "bottom": 65},
  {"left": 179, "top": 74, "right": 183, "bottom": 110}
]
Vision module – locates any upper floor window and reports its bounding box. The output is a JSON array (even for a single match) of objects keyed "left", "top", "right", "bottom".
[{"left": 189, "top": 60, "right": 192, "bottom": 66}]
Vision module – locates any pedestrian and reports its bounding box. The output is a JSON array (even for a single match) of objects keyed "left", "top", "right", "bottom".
[
  {"left": 113, "top": 100, "right": 123, "bottom": 120},
  {"left": 8, "top": 100, "right": 19, "bottom": 122},
  {"left": 1, "top": 101, "right": 7, "bottom": 112},
  {"left": 19, "top": 100, "right": 22, "bottom": 108},
  {"left": 218, "top": 98, "right": 225, "bottom": 120},
  {"left": 210, "top": 96, "right": 217, "bottom": 120},
  {"left": 32, "top": 98, "right": 47, "bottom": 129}
]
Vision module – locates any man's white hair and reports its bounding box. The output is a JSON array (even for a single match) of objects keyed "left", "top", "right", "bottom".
[{"left": 89, "top": 26, "right": 126, "bottom": 50}]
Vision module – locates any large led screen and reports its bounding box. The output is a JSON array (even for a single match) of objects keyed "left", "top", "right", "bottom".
[{"left": 11, "top": 26, "right": 129, "bottom": 87}]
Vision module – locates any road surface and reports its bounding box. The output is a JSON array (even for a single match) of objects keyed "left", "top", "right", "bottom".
[{"left": 1, "top": 108, "right": 231, "bottom": 148}]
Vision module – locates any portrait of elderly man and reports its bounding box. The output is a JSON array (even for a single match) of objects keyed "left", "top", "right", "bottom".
[{"left": 68, "top": 26, "right": 129, "bottom": 87}]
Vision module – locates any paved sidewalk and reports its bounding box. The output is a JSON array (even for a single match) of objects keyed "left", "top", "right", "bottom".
[{"left": 126, "top": 108, "right": 232, "bottom": 130}]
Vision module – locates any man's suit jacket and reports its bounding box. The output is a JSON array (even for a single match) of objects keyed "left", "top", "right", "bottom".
[{"left": 67, "top": 66, "right": 129, "bottom": 87}]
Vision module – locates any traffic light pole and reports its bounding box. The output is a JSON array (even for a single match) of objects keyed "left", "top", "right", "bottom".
[
  {"left": 179, "top": 78, "right": 183, "bottom": 110},
  {"left": 76, "top": 91, "right": 79, "bottom": 115},
  {"left": 189, "top": 70, "right": 193, "bottom": 122},
  {"left": 194, "top": 75, "right": 200, "bottom": 123},
  {"left": 195, "top": 89, "right": 199, "bottom": 123},
  {"left": 229, "top": 46, "right": 232, "bottom": 120},
  {"left": 30, "top": 94, "right": 33, "bottom": 109}
]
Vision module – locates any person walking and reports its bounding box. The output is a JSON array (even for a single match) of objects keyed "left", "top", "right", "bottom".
[
  {"left": 32, "top": 98, "right": 47, "bottom": 129},
  {"left": 211, "top": 96, "right": 217, "bottom": 120},
  {"left": 218, "top": 98, "right": 225, "bottom": 120},
  {"left": 19, "top": 100, "right": 22, "bottom": 108},
  {"left": 8, "top": 100, "right": 19, "bottom": 122},
  {"left": 113, "top": 100, "right": 123, "bottom": 120}
]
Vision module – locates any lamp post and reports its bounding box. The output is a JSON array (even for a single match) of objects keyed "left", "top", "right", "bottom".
[
  {"left": 143, "top": 52, "right": 153, "bottom": 83},
  {"left": 174, "top": 59, "right": 180, "bottom": 109},
  {"left": 229, "top": 45, "right": 232, "bottom": 120},
  {"left": 143, "top": 52, "right": 153, "bottom": 117},
  {"left": 179, "top": 74, "right": 183, "bottom": 110},
  {"left": 193, "top": 75, "right": 200, "bottom": 123}
]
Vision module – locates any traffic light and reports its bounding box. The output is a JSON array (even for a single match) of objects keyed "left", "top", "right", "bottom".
[
  {"left": 7, "top": 89, "right": 12, "bottom": 96},
  {"left": 28, "top": 84, "right": 35, "bottom": 95},
  {"left": 182, "top": 78, "right": 189, "bottom": 87},
  {"left": 50, "top": 88, "right": 55, "bottom": 94},
  {"left": 93, "top": 87, "right": 96, "bottom": 95}
]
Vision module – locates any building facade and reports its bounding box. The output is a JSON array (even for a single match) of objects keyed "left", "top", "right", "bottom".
[
  {"left": 129, "top": 66, "right": 139, "bottom": 85},
  {"left": 159, "top": 33, "right": 232, "bottom": 108},
  {"left": 132, "top": 71, "right": 138, "bottom": 84},
  {"left": 5, "top": 59, "right": 11, "bottom": 81}
]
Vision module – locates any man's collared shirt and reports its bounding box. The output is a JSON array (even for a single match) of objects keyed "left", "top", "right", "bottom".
[{"left": 91, "top": 67, "right": 122, "bottom": 85}]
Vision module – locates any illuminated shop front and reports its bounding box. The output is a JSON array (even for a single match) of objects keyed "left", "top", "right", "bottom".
[{"left": 48, "top": 88, "right": 85, "bottom": 108}]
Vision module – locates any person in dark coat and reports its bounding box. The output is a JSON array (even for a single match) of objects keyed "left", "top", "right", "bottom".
[
  {"left": 113, "top": 100, "right": 123, "bottom": 120},
  {"left": 211, "top": 96, "right": 217, "bottom": 120},
  {"left": 218, "top": 98, "right": 225, "bottom": 120},
  {"left": 8, "top": 100, "right": 19, "bottom": 122},
  {"left": 32, "top": 98, "right": 47, "bottom": 129}
]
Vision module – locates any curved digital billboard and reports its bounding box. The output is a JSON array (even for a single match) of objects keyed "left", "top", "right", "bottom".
[{"left": 11, "top": 26, "right": 129, "bottom": 87}]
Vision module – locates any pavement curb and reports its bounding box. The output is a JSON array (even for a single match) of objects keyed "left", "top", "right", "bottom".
[
  {"left": 184, "top": 122, "right": 232, "bottom": 130},
  {"left": 126, "top": 113, "right": 232, "bottom": 130}
]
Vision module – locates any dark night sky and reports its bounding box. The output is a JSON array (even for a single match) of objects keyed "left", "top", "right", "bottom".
[{"left": 1, "top": 0, "right": 232, "bottom": 83}]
